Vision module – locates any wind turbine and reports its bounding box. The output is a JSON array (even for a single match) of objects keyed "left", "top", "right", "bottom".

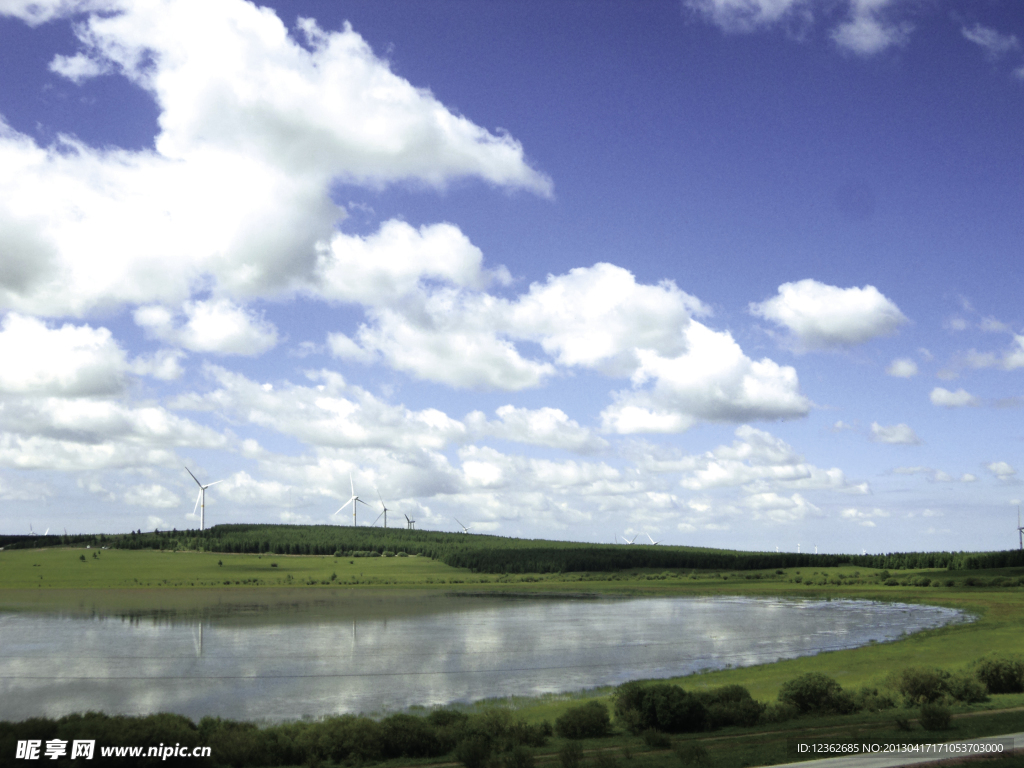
[
  {"left": 404, "top": 513, "right": 416, "bottom": 530},
  {"left": 455, "top": 518, "right": 472, "bottom": 534},
  {"left": 334, "top": 474, "right": 370, "bottom": 526},
  {"left": 1017, "top": 507, "right": 1023, "bottom": 551},
  {"left": 621, "top": 534, "right": 637, "bottom": 544},
  {"left": 646, "top": 533, "right": 661, "bottom": 545},
  {"left": 376, "top": 489, "right": 389, "bottom": 529},
  {"left": 186, "top": 467, "right": 223, "bottom": 531}
]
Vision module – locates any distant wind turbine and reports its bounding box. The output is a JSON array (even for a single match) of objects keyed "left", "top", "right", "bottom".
[
  {"left": 375, "top": 489, "right": 389, "bottom": 528},
  {"left": 334, "top": 474, "right": 370, "bottom": 526},
  {"left": 1017, "top": 507, "right": 1023, "bottom": 551},
  {"left": 646, "top": 533, "right": 661, "bottom": 545},
  {"left": 404, "top": 513, "right": 416, "bottom": 530},
  {"left": 186, "top": 466, "right": 223, "bottom": 531},
  {"left": 455, "top": 518, "right": 472, "bottom": 534},
  {"left": 621, "top": 534, "right": 637, "bottom": 544}
]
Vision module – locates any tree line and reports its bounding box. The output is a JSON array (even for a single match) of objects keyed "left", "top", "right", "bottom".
[{"left": 4, "top": 524, "right": 1021, "bottom": 573}]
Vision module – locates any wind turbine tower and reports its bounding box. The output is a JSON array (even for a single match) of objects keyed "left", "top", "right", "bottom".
[
  {"left": 1017, "top": 507, "right": 1023, "bottom": 551},
  {"left": 186, "top": 467, "right": 223, "bottom": 531},
  {"left": 335, "top": 474, "right": 370, "bottom": 526}
]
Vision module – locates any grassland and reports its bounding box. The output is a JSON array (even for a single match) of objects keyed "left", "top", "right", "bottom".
[{"left": 1, "top": 545, "right": 1023, "bottom": 767}]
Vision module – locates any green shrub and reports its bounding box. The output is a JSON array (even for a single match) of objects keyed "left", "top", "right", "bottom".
[
  {"left": 894, "top": 713, "right": 912, "bottom": 731},
  {"left": 852, "top": 686, "right": 896, "bottom": 712},
  {"left": 673, "top": 742, "right": 711, "bottom": 767},
  {"left": 504, "top": 745, "right": 536, "bottom": 768},
  {"left": 759, "top": 702, "right": 798, "bottom": 724},
  {"left": 919, "top": 702, "right": 951, "bottom": 731},
  {"left": 887, "top": 667, "right": 948, "bottom": 704},
  {"left": 974, "top": 656, "right": 1024, "bottom": 694},
  {"left": 945, "top": 672, "right": 987, "bottom": 703},
  {"left": 642, "top": 729, "right": 671, "bottom": 749},
  {"left": 378, "top": 713, "right": 444, "bottom": 758},
  {"left": 694, "top": 686, "right": 765, "bottom": 728},
  {"left": 615, "top": 682, "right": 708, "bottom": 734},
  {"left": 455, "top": 735, "right": 492, "bottom": 768},
  {"left": 559, "top": 741, "right": 584, "bottom": 768},
  {"left": 778, "top": 673, "right": 856, "bottom": 715},
  {"left": 555, "top": 701, "right": 611, "bottom": 739}
]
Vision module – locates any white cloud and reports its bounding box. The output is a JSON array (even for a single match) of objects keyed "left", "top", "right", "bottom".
[
  {"left": 134, "top": 299, "right": 279, "bottom": 356},
  {"left": 929, "top": 387, "right": 977, "bottom": 408},
  {"left": 986, "top": 461, "right": 1016, "bottom": 479},
  {"left": 315, "top": 220, "right": 506, "bottom": 306},
  {"left": 886, "top": 358, "right": 917, "bottom": 378},
  {"left": 0, "top": 313, "right": 127, "bottom": 396},
  {"left": 686, "top": 0, "right": 912, "bottom": 55},
  {"left": 831, "top": 0, "right": 910, "bottom": 55},
  {"left": 870, "top": 422, "right": 920, "bottom": 445},
  {"left": 750, "top": 279, "right": 907, "bottom": 350},
  {"left": 124, "top": 483, "right": 181, "bottom": 508},
  {"left": 601, "top": 322, "right": 810, "bottom": 434},
  {"left": 0, "top": 0, "right": 549, "bottom": 317},
  {"left": 174, "top": 366, "right": 467, "bottom": 452},
  {"left": 508, "top": 263, "right": 709, "bottom": 376},
  {"left": 962, "top": 23, "right": 1019, "bottom": 58},
  {"left": 466, "top": 405, "right": 608, "bottom": 454},
  {"left": 841, "top": 507, "right": 889, "bottom": 527},
  {"left": 128, "top": 349, "right": 186, "bottom": 381},
  {"left": 48, "top": 51, "right": 110, "bottom": 82},
  {"left": 684, "top": 0, "right": 807, "bottom": 33},
  {"left": 963, "top": 335, "right": 1024, "bottom": 371}
]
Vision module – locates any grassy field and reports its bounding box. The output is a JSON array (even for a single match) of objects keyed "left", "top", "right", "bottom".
[{"left": 1, "top": 544, "right": 1023, "bottom": 768}]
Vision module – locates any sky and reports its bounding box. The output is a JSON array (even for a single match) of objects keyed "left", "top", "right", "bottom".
[{"left": 1, "top": 0, "right": 1022, "bottom": 553}]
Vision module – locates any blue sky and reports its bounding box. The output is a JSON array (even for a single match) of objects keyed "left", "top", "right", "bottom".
[{"left": 1, "top": 0, "right": 1023, "bottom": 553}]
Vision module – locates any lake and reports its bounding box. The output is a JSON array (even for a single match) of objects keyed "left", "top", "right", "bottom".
[{"left": 0, "top": 590, "right": 964, "bottom": 721}]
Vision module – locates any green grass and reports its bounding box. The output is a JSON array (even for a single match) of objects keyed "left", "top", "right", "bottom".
[{"left": 2, "top": 545, "right": 1024, "bottom": 755}]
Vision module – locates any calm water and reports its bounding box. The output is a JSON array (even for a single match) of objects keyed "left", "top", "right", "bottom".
[{"left": 0, "top": 592, "right": 963, "bottom": 721}]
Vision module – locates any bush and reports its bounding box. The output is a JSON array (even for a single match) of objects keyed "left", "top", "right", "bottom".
[
  {"left": 974, "top": 656, "right": 1024, "bottom": 694},
  {"left": 377, "top": 713, "right": 444, "bottom": 758},
  {"left": 555, "top": 701, "right": 611, "bottom": 739},
  {"left": 639, "top": 684, "right": 709, "bottom": 734},
  {"left": 642, "top": 729, "right": 671, "bottom": 749},
  {"left": 559, "top": 742, "right": 584, "bottom": 768},
  {"left": 694, "top": 685, "right": 764, "bottom": 728},
  {"left": 673, "top": 742, "right": 710, "bottom": 767},
  {"left": 894, "top": 713, "right": 912, "bottom": 731},
  {"left": 852, "top": 686, "right": 896, "bottom": 713},
  {"left": 455, "top": 735, "right": 492, "bottom": 768},
  {"left": 919, "top": 701, "right": 951, "bottom": 731},
  {"left": 945, "top": 672, "right": 988, "bottom": 704},
  {"left": 887, "top": 668, "right": 948, "bottom": 704},
  {"left": 759, "top": 701, "right": 798, "bottom": 724},
  {"left": 778, "top": 673, "right": 856, "bottom": 715},
  {"left": 504, "top": 745, "right": 536, "bottom": 768},
  {"left": 614, "top": 682, "right": 648, "bottom": 734}
]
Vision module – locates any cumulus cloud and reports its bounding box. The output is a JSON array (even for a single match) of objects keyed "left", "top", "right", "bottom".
[
  {"left": 173, "top": 366, "right": 468, "bottom": 453},
  {"left": 886, "top": 358, "right": 918, "bottom": 378},
  {"left": 0, "top": 0, "right": 549, "bottom": 317},
  {"left": 124, "top": 484, "right": 181, "bottom": 508},
  {"left": 0, "top": 313, "right": 127, "bottom": 396},
  {"left": 870, "top": 422, "right": 920, "bottom": 445},
  {"left": 134, "top": 299, "right": 279, "bottom": 356},
  {"left": 840, "top": 507, "right": 889, "bottom": 527},
  {"left": 465, "top": 405, "right": 608, "bottom": 454},
  {"left": 930, "top": 387, "right": 977, "bottom": 408},
  {"left": 962, "top": 23, "right": 1019, "bottom": 58},
  {"left": 751, "top": 279, "right": 907, "bottom": 350},
  {"left": 831, "top": 0, "right": 911, "bottom": 55},
  {"left": 986, "top": 461, "right": 1016, "bottom": 479},
  {"left": 962, "top": 336, "right": 1024, "bottom": 371},
  {"left": 600, "top": 322, "right": 809, "bottom": 434},
  {"left": 686, "top": 0, "right": 912, "bottom": 55}
]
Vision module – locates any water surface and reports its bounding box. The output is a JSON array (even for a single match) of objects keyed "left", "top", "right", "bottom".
[{"left": 0, "top": 591, "right": 963, "bottom": 721}]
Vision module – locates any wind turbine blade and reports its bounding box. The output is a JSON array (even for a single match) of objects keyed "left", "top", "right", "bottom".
[
  {"left": 185, "top": 466, "right": 203, "bottom": 488},
  {"left": 334, "top": 497, "right": 355, "bottom": 516},
  {"left": 44, "top": 528, "right": 49, "bottom": 536},
  {"left": 204, "top": 479, "right": 224, "bottom": 489},
  {"left": 371, "top": 511, "right": 385, "bottom": 527},
  {"left": 193, "top": 489, "right": 203, "bottom": 517},
  {"left": 350, "top": 473, "right": 355, "bottom": 498}
]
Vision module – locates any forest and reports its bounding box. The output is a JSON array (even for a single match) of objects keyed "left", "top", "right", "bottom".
[{"left": 4, "top": 525, "right": 1022, "bottom": 573}]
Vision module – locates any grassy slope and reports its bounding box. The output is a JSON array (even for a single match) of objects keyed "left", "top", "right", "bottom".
[{"left": 2, "top": 547, "right": 1023, "bottom": 721}]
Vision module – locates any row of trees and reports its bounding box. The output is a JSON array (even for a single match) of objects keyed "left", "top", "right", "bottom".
[{"left": 5, "top": 524, "right": 1023, "bottom": 573}]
